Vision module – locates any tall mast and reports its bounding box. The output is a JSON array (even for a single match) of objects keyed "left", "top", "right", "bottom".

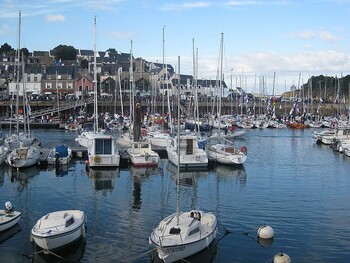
[
  {"left": 15, "top": 11, "right": 21, "bottom": 136},
  {"left": 176, "top": 55, "right": 181, "bottom": 225},
  {"left": 93, "top": 16, "right": 98, "bottom": 133},
  {"left": 162, "top": 26, "right": 165, "bottom": 130}
]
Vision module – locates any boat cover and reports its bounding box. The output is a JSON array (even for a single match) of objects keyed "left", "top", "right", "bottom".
[{"left": 55, "top": 145, "right": 69, "bottom": 158}]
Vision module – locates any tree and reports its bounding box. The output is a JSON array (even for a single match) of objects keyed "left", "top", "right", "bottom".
[
  {"left": 52, "top": 45, "right": 77, "bottom": 60},
  {"left": 0, "top": 43, "right": 14, "bottom": 56}
]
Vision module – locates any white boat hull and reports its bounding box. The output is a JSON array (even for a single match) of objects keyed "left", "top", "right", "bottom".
[
  {"left": 150, "top": 210, "right": 217, "bottom": 263},
  {"left": 7, "top": 146, "right": 40, "bottom": 168},
  {"left": 0, "top": 210, "right": 21, "bottom": 232},
  {"left": 31, "top": 210, "right": 86, "bottom": 251}
]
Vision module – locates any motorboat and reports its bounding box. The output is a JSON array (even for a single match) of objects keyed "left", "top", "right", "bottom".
[
  {"left": 47, "top": 145, "right": 72, "bottom": 165},
  {"left": 0, "top": 201, "right": 21, "bottom": 232},
  {"left": 31, "top": 210, "right": 86, "bottom": 251},
  {"left": 166, "top": 133, "right": 208, "bottom": 169},
  {"left": 7, "top": 145, "right": 40, "bottom": 168},
  {"left": 87, "top": 133, "right": 120, "bottom": 168},
  {"left": 127, "top": 141, "right": 160, "bottom": 167}
]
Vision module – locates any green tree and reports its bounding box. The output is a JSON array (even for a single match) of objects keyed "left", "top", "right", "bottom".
[
  {"left": 0, "top": 43, "right": 14, "bottom": 56},
  {"left": 53, "top": 45, "right": 77, "bottom": 60}
]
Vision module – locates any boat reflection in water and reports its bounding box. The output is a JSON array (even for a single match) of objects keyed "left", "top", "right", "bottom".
[
  {"left": 46, "top": 162, "right": 74, "bottom": 177},
  {"left": 0, "top": 223, "right": 21, "bottom": 245},
  {"left": 87, "top": 167, "right": 120, "bottom": 191},
  {"left": 130, "top": 165, "right": 160, "bottom": 210},
  {"left": 7, "top": 166, "right": 41, "bottom": 192},
  {"left": 214, "top": 164, "right": 247, "bottom": 186},
  {"left": 150, "top": 238, "right": 218, "bottom": 263},
  {"left": 33, "top": 235, "right": 86, "bottom": 263},
  {"left": 166, "top": 161, "right": 208, "bottom": 187}
]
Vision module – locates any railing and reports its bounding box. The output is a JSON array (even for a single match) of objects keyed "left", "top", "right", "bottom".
[{"left": 29, "top": 97, "right": 94, "bottom": 119}]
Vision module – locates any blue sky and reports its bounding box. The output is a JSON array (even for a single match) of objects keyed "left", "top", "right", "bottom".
[{"left": 1, "top": 0, "right": 350, "bottom": 95}]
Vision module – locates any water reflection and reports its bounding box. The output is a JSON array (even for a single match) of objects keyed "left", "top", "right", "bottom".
[
  {"left": 7, "top": 166, "right": 41, "bottom": 193},
  {"left": 166, "top": 161, "right": 208, "bottom": 187},
  {"left": 88, "top": 167, "right": 120, "bottom": 191},
  {"left": 33, "top": 236, "right": 86, "bottom": 263},
  {"left": 214, "top": 164, "right": 247, "bottom": 186},
  {"left": 130, "top": 165, "right": 159, "bottom": 210},
  {"left": 0, "top": 223, "right": 21, "bottom": 245},
  {"left": 46, "top": 163, "right": 73, "bottom": 177}
]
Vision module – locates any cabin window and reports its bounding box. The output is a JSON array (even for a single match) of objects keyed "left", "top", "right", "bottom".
[
  {"left": 65, "top": 217, "right": 75, "bottom": 227},
  {"left": 186, "top": 139, "right": 193, "bottom": 154},
  {"left": 95, "top": 138, "right": 112, "bottom": 155},
  {"left": 189, "top": 227, "right": 199, "bottom": 236},
  {"left": 169, "top": 227, "right": 181, "bottom": 235}
]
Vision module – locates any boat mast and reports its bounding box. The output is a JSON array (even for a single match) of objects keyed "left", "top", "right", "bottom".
[
  {"left": 162, "top": 26, "right": 165, "bottom": 130},
  {"left": 218, "top": 32, "right": 224, "bottom": 135},
  {"left": 93, "top": 16, "right": 98, "bottom": 133},
  {"left": 15, "top": 11, "right": 21, "bottom": 136},
  {"left": 176, "top": 56, "right": 181, "bottom": 225}
]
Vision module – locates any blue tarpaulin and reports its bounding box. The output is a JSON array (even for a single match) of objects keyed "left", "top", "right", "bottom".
[{"left": 55, "top": 145, "right": 69, "bottom": 158}]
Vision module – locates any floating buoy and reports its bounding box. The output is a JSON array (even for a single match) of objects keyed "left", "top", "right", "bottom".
[
  {"left": 273, "top": 252, "right": 291, "bottom": 263},
  {"left": 257, "top": 225, "right": 274, "bottom": 239}
]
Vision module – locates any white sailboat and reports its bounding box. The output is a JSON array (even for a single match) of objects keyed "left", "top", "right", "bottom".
[
  {"left": 83, "top": 17, "right": 120, "bottom": 168},
  {"left": 150, "top": 56, "right": 217, "bottom": 263},
  {"left": 206, "top": 33, "right": 247, "bottom": 165},
  {"left": 126, "top": 40, "right": 160, "bottom": 167},
  {"left": 75, "top": 16, "right": 108, "bottom": 148}
]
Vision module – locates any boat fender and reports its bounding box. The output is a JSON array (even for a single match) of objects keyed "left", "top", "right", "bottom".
[
  {"left": 240, "top": 146, "right": 247, "bottom": 154},
  {"left": 141, "top": 129, "right": 147, "bottom": 137},
  {"left": 257, "top": 225, "right": 274, "bottom": 239},
  {"left": 190, "top": 211, "right": 194, "bottom": 218},
  {"left": 197, "top": 212, "right": 201, "bottom": 221},
  {"left": 94, "top": 155, "right": 101, "bottom": 163},
  {"left": 273, "top": 252, "right": 291, "bottom": 263}
]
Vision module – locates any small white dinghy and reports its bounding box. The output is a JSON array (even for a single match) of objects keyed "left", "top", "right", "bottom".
[
  {"left": 31, "top": 210, "right": 86, "bottom": 251},
  {"left": 0, "top": 201, "right": 21, "bottom": 232}
]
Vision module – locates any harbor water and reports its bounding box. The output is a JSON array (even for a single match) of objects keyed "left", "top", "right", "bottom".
[{"left": 1, "top": 128, "right": 350, "bottom": 262}]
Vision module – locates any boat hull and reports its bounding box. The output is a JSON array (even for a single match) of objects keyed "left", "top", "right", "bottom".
[
  {"left": 0, "top": 210, "right": 21, "bottom": 232},
  {"left": 31, "top": 210, "right": 86, "bottom": 251},
  {"left": 150, "top": 211, "right": 217, "bottom": 263}
]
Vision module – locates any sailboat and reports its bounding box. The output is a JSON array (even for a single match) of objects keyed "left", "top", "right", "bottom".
[
  {"left": 6, "top": 12, "right": 40, "bottom": 169},
  {"left": 206, "top": 33, "right": 247, "bottom": 165},
  {"left": 149, "top": 57, "right": 217, "bottom": 263},
  {"left": 84, "top": 16, "right": 120, "bottom": 168},
  {"left": 126, "top": 40, "right": 159, "bottom": 167},
  {"left": 75, "top": 16, "right": 106, "bottom": 148}
]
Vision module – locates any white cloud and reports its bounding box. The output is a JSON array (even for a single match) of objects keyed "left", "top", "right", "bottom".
[
  {"left": 46, "top": 14, "right": 66, "bottom": 22},
  {"left": 107, "top": 31, "right": 135, "bottom": 39},
  {"left": 0, "top": 24, "right": 11, "bottom": 36},
  {"left": 161, "top": 2, "right": 212, "bottom": 11},
  {"left": 290, "top": 30, "right": 338, "bottom": 43}
]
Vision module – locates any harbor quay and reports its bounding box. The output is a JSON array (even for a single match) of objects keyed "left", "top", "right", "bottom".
[{"left": 0, "top": 97, "right": 345, "bottom": 127}]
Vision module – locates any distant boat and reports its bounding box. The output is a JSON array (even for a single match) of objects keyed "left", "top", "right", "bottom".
[
  {"left": 127, "top": 140, "right": 160, "bottom": 167},
  {"left": 47, "top": 144, "right": 72, "bottom": 165},
  {"left": 166, "top": 133, "right": 208, "bottom": 169},
  {"left": 6, "top": 145, "right": 40, "bottom": 168},
  {"left": 0, "top": 201, "right": 21, "bottom": 232},
  {"left": 31, "top": 210, "right": 86, "bottom": 251},
  {"left": 87, "top": 133, "right": 120, "bottom": 168}
]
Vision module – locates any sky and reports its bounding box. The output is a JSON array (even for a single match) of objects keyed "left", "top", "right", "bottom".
[{"left": 1, "top": 0, "right": 350, "bottom": 95}]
